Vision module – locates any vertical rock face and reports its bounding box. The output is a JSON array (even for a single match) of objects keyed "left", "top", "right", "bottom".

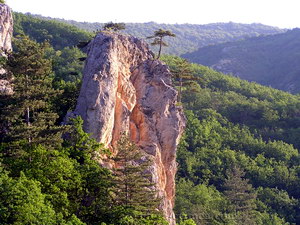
[
  {"left": 74, "top": 32, "right": 185, "bottom": 224},
  {"left": 0, "top": 4, "right": 12, "bottom": 53},
  {"left": 0, "top": 3, "right": 13, "bottom": 94}
]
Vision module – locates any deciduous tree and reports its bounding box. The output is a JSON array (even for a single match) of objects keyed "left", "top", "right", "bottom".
[{"left": 0, "top": 170, "right": 57, "bottom": 224}]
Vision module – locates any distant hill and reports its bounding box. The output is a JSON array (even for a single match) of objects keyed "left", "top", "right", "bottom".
[
  {"left": 24, "top": 13, "right": 284, "bottom": 55},
  {"left": 13, "top": 12, "right": 93, "bottom": 50},
  {"left": 183, "top": 28, "right": 300, "bottom": 93}
]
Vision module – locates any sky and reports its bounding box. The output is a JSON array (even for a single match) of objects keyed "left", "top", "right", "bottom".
[{"left": 5, "top": 0, "right": 300, "bottom": 29}]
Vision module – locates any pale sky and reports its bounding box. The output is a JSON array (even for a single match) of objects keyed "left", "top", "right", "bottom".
[{"left": 5, "top": 0, "right": 300, "bottom": 28}]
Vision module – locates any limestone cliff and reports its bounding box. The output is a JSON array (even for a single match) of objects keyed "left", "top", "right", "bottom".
[
  {"left": 73, "top": 32, "right": 185, "bottom": 224},
  {"left": 0, "top": 3, "right": 13, "bottom": 94}
]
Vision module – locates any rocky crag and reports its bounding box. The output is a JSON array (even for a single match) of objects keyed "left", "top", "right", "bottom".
[
  {"left": 0, "top": 3, "right": 13, "bottom": 94},
  {"left": 73, "top": 32, "right": 185, "bottom": 224}
]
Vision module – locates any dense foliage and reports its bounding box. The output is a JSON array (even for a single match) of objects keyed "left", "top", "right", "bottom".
[
  {"left": 13, "top": 13, "right": 88, "bottom": 122},
  {"left": 103, "top": 22, "right": 126, "bottom": 32},
  {"left": 19, "top": 12, "right": 284, "bottom": 55},
  {"left": 13, "top": 12, "right": 92, "bottom": 50},
  {"left": 183, "top": 28, "right": 300, "bottom": 93},
  {"left": 1, "top": 35, "right": 63, "bottom": 148},
  {"left": 162, "top": 55, "right": 300, "bottom": 224}
]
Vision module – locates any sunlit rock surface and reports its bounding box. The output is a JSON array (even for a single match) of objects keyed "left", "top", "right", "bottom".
[
  {"left": 74, "top": 32, "right": 185, "bottom": 224},
  {"left": 0, "top": 3, "right": 13, "bottom": 95}
]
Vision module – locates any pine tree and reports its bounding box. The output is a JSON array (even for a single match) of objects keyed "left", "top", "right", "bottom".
[
  {"left": 112, "top": 135, "right": 161, "bottom": 218},
  {"left": 0, "top": 35, "right": 64, "bottom": 149},
  {"left": 170, "top": 58, "right": 197, "bottom": 102},
  {"left": 147, "top": 29, "right": 176, "bottom": 59},
  {"left": 223, "top": 166, "right": 257, "bottom": 224}
]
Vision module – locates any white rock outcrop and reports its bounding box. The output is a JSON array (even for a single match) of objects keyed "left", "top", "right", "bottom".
[
  {"left": 74, "top": 32, "right": 185, "bottom": 224},
  {"left": 0, "top": 3, "right": 13, "bottom": 95},
  {"left": 0, "top": 4, "right": 12, "bottom": 52}
]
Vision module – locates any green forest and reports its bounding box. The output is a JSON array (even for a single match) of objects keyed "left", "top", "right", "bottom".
[
  {"left": 1, "top": 11, "right": 300, "bottom": 225},
  {"left": 162, "top": 55, "right": 300, "bottom": 224}
]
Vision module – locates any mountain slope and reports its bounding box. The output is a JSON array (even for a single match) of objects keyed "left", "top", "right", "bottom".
[
  {"left": 162, "top": 55, "right": 300, "bottom": 224},
  {"left": 183, "top": 28, "right": 300, "bottom": 93},
  {"left": 23, "top": 13, "right": 284, "bottom": 55}
]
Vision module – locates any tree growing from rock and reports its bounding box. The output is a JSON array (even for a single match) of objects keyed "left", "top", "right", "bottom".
[
  {"left": 147, "top": 29, "right": 176, "bottom": 59},
  {"left": 103, "top": 22, "right": 126, "bottom": 32}
]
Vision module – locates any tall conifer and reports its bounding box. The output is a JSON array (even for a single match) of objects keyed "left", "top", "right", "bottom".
[
  {"left": 224, "top": 166, "right": 257, "bottom": 224},
  {"left": 1, "top": 35, "right": 64, "bottom": 149},
  {"left": 170, "top": 58, "right": 197, "bottom": 102},
  {"left": 112, "top": 135, "right": 161, "bottom": 217}
]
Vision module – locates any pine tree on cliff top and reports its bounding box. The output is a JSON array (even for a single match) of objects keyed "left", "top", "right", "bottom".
[
  {"left": 112, "top": 135, "right": 162, "bottom": 218},
  {"left": 147, "top": 29, "right": 176, "bottom": 59}
]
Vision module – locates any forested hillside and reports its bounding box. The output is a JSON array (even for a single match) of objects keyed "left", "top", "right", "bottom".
[
  {"left": 3, "top": 10, "right": 300, "bottom": 225},
  {"left": 183, "top": 28, "right": 300, "bottom": 93},
  {"left": 18, "top": 12, "right": 284, "bottom": 55},
  {"left": 13, "top": 12, "right": 93, "bottom": 50},
  {"left": 162, "top": 55, "right": 300, "bottom": 224}
]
